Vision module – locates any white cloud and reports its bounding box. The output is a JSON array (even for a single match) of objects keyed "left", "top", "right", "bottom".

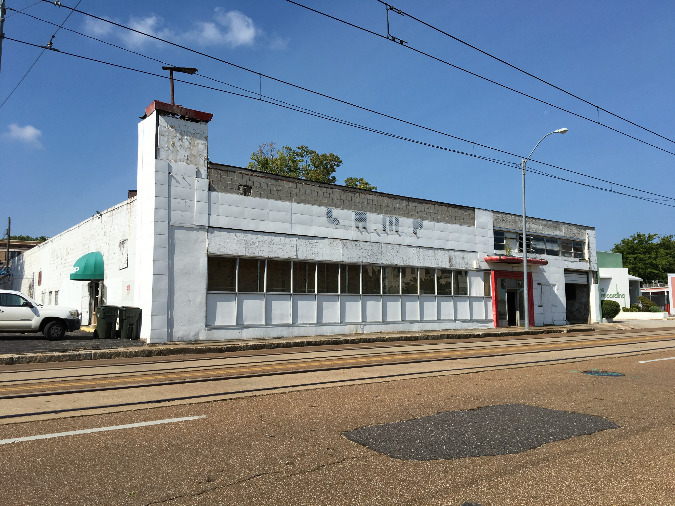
[
  {"left": 121, "top": 15, "right": 176, "bottom": 49},
  {"left": 83, "top": 17, "right": 114, "bottom": 38},
  {"left": 6, "top": 124, "right": 42, "bottom": 148},
  {"left": 269, "top": 35, "right": 289, "bottom": 51},
  {"left": 81, "top": 10, "right": 261, "bottom": 50},
  {"left": 186, "top": 9, "right": 258, "bottom": 47},
  {"left": 214, "top": 9, "right": 257, "bottom": 47}
]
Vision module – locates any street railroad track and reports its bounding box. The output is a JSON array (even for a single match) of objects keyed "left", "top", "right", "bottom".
[{"left": 1, "top": 332, "right": 673, "bottom": 396}]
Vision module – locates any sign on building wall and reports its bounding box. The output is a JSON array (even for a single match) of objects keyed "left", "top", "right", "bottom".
[{"left": 599, "top": 285, "right": 627, "bottom": 308}]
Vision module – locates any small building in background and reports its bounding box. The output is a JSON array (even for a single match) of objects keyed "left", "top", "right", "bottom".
[
  {"left": 597, "top": 251, "right": 642, "bottom": 309},
  {"left": 0, "top": 239, "right": 42, "bottom": 282}
]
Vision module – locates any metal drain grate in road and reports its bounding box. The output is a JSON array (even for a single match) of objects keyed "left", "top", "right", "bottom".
[
  {"left": 582, "top": 370, "right": 625, "bottom": 377},
  {"left": 344, "top": 404, "right": 619, "bottom": 461}
]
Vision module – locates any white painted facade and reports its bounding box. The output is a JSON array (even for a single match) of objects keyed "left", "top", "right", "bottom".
[
  {"left": 9, "top": 200, "right": 136, "bottom": 325},
  {"left": 9, "top": 101, "right": 600, "bottom": 343}
]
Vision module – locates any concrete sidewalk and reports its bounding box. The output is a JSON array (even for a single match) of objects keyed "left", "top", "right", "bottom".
[{"left": 1, "top": 320, "right": 674, "bottom": 366}]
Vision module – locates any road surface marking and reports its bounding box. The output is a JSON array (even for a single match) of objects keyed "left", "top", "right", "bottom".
[
  {"left": 0, "top": 415, "right": 206, "bottom": 445},
  {"left": 638, "top": 356, "right": 675, "bottom": 363}
]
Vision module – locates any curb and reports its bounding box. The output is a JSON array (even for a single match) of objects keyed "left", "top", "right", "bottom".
[{"left": 0, "top": 326, "right": 596, "bottom": 366}]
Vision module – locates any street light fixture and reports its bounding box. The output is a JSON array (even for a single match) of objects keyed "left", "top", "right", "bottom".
[{"left": 521, "top": 127, "right": 568, "bottom": 330}]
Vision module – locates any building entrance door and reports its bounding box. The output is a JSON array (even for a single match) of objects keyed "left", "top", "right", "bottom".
[
  {"left": 88, "top": 281, "right": 101, "bottom": 326},
  {"left": 498, "top": 278, "right": 524, "bottom": 327}
]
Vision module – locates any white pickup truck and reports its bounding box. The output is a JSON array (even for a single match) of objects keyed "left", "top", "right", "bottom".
[{"left": 0, "top": 289, "right": 81, "bottom": 340}]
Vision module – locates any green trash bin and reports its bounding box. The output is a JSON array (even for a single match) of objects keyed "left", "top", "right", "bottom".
[
  {"left": 119, "top": 306, "right": 142, "bottom": 340},
  {"left": 95, "top": 305, "right": 119, "bottom": 339}
]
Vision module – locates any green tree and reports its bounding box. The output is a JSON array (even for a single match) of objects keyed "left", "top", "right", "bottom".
[
  {"left": 611, "top": 233, "right": 675, "bottom": 283},
  {"left": 9, "top": 235, "right": 48, "bottom": 242},
  {"left": 248, "top": 143, "right": 338, "bottom": 184},
  {"left": 344, "top": 177, "right": 377, "bottom": 191},
  {"left": 248, "top": 143, "right": 376, "bottom": 189}
]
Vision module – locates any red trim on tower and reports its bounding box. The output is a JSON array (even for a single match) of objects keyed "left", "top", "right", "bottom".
[{"left": 144, "top": 101, "right": 213, "bottom": 122}]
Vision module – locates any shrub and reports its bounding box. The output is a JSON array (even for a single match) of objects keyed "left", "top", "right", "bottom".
[
  {"left": 649, "top": 306, "right": 662, "bottom": 313},
  {"left": 602, "top": 300, "right": 621, "bottom": 319},
  {"left": 638, "top": 296, "right": 658, "bottom": 311}
]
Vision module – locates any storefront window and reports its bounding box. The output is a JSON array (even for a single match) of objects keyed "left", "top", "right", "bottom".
[
  {"left": 208, "top": 256, "right": 236, "bottom": 291},
  {"left": 484, "top": 272, "right": 492, "bottom": 296},
  {"left": 238, "top": 258, "right": 264, "bottom": 292},
  {"left": 453, "top": 271, "right": 468, "bottom": 295},
  {"left": 317, "top": 263, "right": 339, "bottom": 293},
  {"left": 401, "top": 267, "right": 418, "bottom": 295},
  {"left": 419, "top": 268, "right": 435, "bottom": 294},
  {"left": 266, "top": 260, "right": 291, "bottom": 292},
  {"left": 437, "top": 270, "right": 453, "bottom": 295},
  {"left": 293, "top": 262, "right": 316, "bottom": 294},
  {"left": 362, "top": 265, "right": 381, "bottom": 294},
  {"left": 340, "top": 264, "right": 361, "bottom": 294},
  {"left": 383, "top": 266, "right": 400, "bottom": 294}
]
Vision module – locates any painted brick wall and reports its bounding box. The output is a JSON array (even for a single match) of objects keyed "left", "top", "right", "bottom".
[{"left": 208, "top": 163, "right": 476, "bottom": 227}]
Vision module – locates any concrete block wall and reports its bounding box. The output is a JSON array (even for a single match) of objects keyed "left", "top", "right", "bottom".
[{"left": 208, "top": 164, "right": 476, "bottom": 227}]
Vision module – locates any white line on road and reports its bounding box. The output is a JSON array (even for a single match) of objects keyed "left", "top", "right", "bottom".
[
  {"left": 0, "top": 415, "right": 206, "bottom": 445},
  {"left": 638, "top": 357, "right": 675, "bottom": 364}
]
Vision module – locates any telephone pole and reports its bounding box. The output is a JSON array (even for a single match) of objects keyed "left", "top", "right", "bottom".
[{"left": 0, "top": 0, "right": 6, "bottom": 77}]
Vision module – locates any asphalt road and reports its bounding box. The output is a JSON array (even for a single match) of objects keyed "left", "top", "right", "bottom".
[{"left": 0, "top": 330, "right": 673, "bottom": 505}]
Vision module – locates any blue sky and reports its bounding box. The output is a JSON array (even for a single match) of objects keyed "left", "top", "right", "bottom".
[{"left": 1, "top": 0, "right": 673, "bottom": 251}]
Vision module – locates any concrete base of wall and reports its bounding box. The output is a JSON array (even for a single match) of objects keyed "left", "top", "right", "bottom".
[
  {"left": 614, "top": 312, "right": 668, "bottom": 321},
  {"left": 199, "top": 320, "right": 495, "bottom": 341}
]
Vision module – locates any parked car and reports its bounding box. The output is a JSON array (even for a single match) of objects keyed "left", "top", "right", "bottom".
[{"left": 0, "top": 289, "right": 81, "bottom": 339}]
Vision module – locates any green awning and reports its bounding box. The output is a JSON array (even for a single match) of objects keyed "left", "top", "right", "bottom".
[{"left": 70, "top": 252, "right": 104, "bottom": 281}]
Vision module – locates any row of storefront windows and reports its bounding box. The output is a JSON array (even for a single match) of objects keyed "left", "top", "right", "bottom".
[
  {"left": 494, "top": 230, "right": 585, "bottom": 258},
  {"left": 208, "top": 257, "right": 491, "bottom": 296}
]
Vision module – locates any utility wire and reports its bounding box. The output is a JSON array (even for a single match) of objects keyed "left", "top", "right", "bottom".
[
  {"left": 374, "top": 0, "right": 675, "bottom": 147},
  {"left": 285, "top": 0, "right": 675, "bottom": 158},
  {"left": 5, "top": 1, "right": 41, "bottom": 18},
  {"left": 19, "top": 4, "right": 675, "bottom": 204},
  {"left": 5, "top": 35, "right": 674, "bottom": 209},
  {"left": 0, "top": 0, "right": 82, "bottom": 110}
]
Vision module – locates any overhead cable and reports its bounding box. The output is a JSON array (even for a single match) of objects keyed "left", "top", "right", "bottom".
[
  {"left": 5, "top": 36, "right": 674, "bottom": 209},
  {"left": 285, "top": 0, "right": 675, "bottom": 158},
  {"left": 0, "top": 0, "right": 82, "bottom": 109},
  {"left": 374, "top": 0, "right": 675, "bottom": 146},
  {"left": 19, "top": 4, "right": 675, "bottom": 204}
]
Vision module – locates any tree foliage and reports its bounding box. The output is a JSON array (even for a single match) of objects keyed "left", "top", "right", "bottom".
[
  {"left": 248, "top": 143, "right": 340, "bottom": 184},
  {"left": 9, "top": 235, "right": 48, "bottom": 242},
  {"left": 248, "top": 142, "right": 376, "bottom": 189},
  {"left": 344, "top": 177, "right": 377, "bottom": 191},
  {"left": 611, "top": 233, "right": 675, "bottom": 283}
]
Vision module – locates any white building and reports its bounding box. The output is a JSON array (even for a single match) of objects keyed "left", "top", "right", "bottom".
[
  {"left": 8, "top": 101, "right": 600, "bottom": 343},
  {"left": 597, "top": 251, "right": 641, "bottom": 310}
]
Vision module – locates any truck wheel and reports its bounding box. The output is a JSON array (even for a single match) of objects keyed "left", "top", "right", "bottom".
[{"left": 44, "top": 321, "right": 66, "bottom": 340}]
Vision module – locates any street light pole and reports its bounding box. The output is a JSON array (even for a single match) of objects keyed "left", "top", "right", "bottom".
[{"left": 521, "top": 128, "right": 568, "bottom": 330}]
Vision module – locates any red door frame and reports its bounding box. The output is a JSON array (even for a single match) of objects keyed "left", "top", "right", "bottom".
[{"left": 491, "top": 270, "right": 535, "bottom": 328}]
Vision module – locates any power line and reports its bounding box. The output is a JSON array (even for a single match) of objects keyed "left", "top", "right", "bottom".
[
  {"left": 5, "top": 36, "right": 674, "bottom": 210},
  {"left": 20, "top": 3, "right": 675, "bottom": 205},
  {"left": 5, "top": 1, "right": 41, "bottom": 18},
  {"left": 374, "top": 0, "right": 675, "bottom": 147},
  {"left": 285, "top": 0, "right": 675, "bottom": 158},
  {"left": 0, "top": 0, "right": 82, "bottom": 110}
]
